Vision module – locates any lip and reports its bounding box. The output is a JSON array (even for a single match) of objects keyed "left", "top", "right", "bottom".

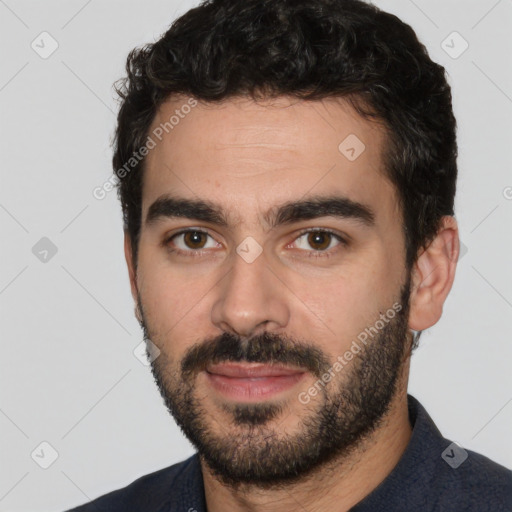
[
  {"left": 205, "top": 363, "right": 307, "bottom": 401},
  {"left": 206, "top": 362, "right": 305, "bottom": 378}
]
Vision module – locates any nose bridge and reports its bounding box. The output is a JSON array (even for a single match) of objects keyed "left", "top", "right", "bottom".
[{"left": 211, "top": 243, "right": 289, "bottom": 337}]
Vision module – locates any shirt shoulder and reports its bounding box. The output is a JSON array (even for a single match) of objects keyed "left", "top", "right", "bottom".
[
  {"left": 430, "top": 447, "right": 512, "bottom": 511},
  {"left": 351, "top": 396, "right": 512, "bottom": 512},
  {"left": 64, "top": 453, "right": 203, "bottom": 512}
]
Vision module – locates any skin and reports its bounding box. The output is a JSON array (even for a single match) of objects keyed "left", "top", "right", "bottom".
[{"left": 124, "top": 95, "right": 460, "bottom": 512}]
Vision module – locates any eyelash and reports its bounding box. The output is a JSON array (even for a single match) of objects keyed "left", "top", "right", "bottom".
[{"left": 163, "top": 228, "right": 348, "bottom": 259}]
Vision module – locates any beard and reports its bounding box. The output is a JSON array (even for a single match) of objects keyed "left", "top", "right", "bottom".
[{"left": 137, "top": 275, "right": 412, "bottom": 490}]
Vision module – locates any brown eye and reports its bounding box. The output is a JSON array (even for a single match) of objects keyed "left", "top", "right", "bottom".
[
  {"left": 306, "top": 231, "right": 332, "bottom": 251},
  {"left": 291, "top": 229, "right": 348, "bottom": 259},
  {"left": 294, "top": 229, "right": 345, "bottom": 253},
  {"left": 182, "top": 230, "right": 208, "bottom": 249},
  {"left": 166, "top": 229, "right": 218, "bottom": 256}
]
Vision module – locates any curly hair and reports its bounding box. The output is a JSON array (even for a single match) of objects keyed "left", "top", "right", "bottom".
[{"left": 113, "top": 0, "right": 457, "bottom": 285}]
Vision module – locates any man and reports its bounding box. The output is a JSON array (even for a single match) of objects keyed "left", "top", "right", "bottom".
[{"left": 68, "top": 0, "right": 512, "bottom": 510}]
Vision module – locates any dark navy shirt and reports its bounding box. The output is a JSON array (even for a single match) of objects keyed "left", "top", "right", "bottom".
[{"left": 66, "top": 395, "right": 512, "bottom": 511}]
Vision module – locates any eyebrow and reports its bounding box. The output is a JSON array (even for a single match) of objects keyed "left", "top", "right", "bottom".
[{"left": 145, "top": 193, "right": 375, "bottom": 229}]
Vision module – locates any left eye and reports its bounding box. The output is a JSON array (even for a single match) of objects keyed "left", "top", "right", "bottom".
[{"left": 292, "top": 229, "right": 345, "bottom": 253}]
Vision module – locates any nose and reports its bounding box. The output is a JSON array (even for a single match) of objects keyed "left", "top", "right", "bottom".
[{"left": 210, "top": 244, "right": 290, "bottom": 338}]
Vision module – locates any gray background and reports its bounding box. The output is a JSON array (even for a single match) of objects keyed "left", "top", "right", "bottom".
[{"left": 1, "top": 0, "right": 511, "bottom": 510}]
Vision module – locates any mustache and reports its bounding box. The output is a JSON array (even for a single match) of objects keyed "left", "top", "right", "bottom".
[{"left": 180, "top": 331, "right": 331, "bottom": 381}]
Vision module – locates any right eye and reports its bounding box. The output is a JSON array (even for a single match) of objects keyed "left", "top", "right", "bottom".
[{"left": 164, "top": 229, "right": 220, "bottom": 256}]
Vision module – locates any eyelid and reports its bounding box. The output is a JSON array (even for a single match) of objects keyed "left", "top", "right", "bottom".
[{"left": 294, "top": 227, "right": 349, "bottom": 245}]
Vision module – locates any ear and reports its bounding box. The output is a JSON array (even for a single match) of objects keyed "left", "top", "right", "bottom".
[
  {"left": 408, "top": 216, "right": 459, "bottom": 331},
  {"left": 124, "top": 231, "right": 142, "bottom": 322}
]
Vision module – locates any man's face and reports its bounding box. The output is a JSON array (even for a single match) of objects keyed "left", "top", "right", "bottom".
[{"left": 129, "top": 95, "right": 413, "bottom": 487}]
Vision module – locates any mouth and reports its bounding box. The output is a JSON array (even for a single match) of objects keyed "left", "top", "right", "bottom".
[{"left": 205, "top": 362, "right": 307, "bottom": 401}]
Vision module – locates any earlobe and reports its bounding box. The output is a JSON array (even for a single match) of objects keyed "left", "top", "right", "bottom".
[{"left": 408, "top": 216, "right": 459, "bottom": 331}]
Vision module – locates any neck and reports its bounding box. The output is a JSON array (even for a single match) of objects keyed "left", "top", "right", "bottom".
[{"left": 201, "top": 363, "right": 412, "bottom": 512}]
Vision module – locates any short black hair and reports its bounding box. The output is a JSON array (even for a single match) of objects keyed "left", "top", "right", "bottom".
[{"left": 113, "top": 0, "right": 457, "bottom": 282}]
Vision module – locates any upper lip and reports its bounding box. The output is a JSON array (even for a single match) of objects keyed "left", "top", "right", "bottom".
[{"left": 206, "top": 362, "right": 306, "bottom": 378}]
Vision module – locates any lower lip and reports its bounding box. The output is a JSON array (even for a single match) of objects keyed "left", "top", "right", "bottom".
[{"left": 205, "top": 372, "right": 306, "bottom": 401}]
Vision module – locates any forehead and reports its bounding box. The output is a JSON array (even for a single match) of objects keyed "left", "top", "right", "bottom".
[{"left": 142, "top": 95, "right": 398, "bottom": 228}]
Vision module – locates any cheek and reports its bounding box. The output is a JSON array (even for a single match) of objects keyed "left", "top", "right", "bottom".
[
  {"left": 304, "top": 262, "right": 396, "bottom": 347},
  {"left": 140, "top": 277, "right": 197, "bottom": 334},
  {"left": 136, "top": 252, "right": 217, "bottom": 353}
]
